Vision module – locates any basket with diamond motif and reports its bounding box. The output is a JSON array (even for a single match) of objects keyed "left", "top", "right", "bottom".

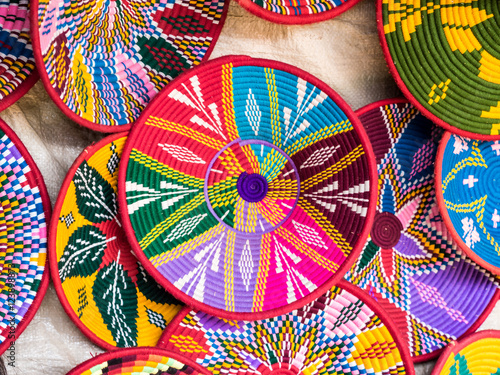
[
  {"left": 50, "top": 133, "right": 183, "bottom": 350},
  {"left": 345, "top": 98, "right": 500, "bottom": 363},
  {"left": 31, "top": 0, "right": 229, "bottom": 132},
  {"left": 118, "top": 55, "right": 377, "bottom": 320},
  {"left": 379, "top": 0, "right": 500, "bottom": 139},
  {"left": 436, "top": 132, "right": 500, "bottom": 275}
]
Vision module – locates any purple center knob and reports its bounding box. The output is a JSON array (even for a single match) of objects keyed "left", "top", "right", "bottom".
[{"left": 237, "top": 172, "right": 268, "bottom": 203}]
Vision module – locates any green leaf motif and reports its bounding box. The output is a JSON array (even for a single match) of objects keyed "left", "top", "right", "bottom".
[
  {"left": 93, "top": 258, "right": 138, "bottom": 347},
  {"left": 58, "top": 225, "right": 107, "bottom": 282},
  {"left": 136, "top": 262, "right": 181, "bottom": 306},
  {"left": 146, "top": 307, "right": 167, "bottom": 329},
  {"left": 73, "top": 160, "right": 118, "bottom": 224}
]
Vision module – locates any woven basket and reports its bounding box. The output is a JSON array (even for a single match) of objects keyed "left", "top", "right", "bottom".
[
  {"left": 118, "top": 55, "right": 377, "bottom": 320},
  {"left": 345, "top": 99, "right": 500, "bottom": 362},
  {"left": 378, "top": 0, "right": 500, "bottom": 139},
  {"left": 236, "top": 0, "right": 362, "bottom": 24},
  {"left": 436, "top": 132, "right": 500, "bottom": 275},
  {"left": 0, "top": 0, "right": 38, "bottom": 111},
  {"left": 431, "top": 330, "right": 500, "bottom": 375},
  {"left": 31, "top": 0, "right": 229, "bottom": 132},
  {"left": 50, "top": 133, "right": 183, "bottom": 350},
  {"left": 67, "top": 347, "right": 211, "bottom": 375},
  {"left": 0, "top": 119, "right": 50, "bottom": 355},
  {"left": 157, "top": 280, "right": 414, "bottom": 375}
]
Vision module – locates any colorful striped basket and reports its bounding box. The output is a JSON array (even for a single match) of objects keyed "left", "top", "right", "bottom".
[
  {"left": 0, "top": 119, "right": 51, "bottom": 355},
  {"left": 49, "top": 133, "right": 183, "bottom": 350},
  {"left": 431, "top": 330, "right": 500, "bottom": 375},
  {"left": 66, "top": 347, "right": 211, "bottom": 375},
  {"left": 0, "top": 0, "right": 38, "bottom": 111},
  {"left": 236, "top": 0, "right": 363, "bottom": 24},
  {"left": 345, "top": 99, "right": 500, "bottom": 362},
  {"left": 31, "top": 0, "right": 229, "bottom": 132},
  {"left": 378, "top": 0, "right": 500, "bottom": 139},
  {"left": 118, "top": 55, "right": 377, "bottom": 320},
  {"left": 436, "top": 132, "right": 500, "bottom": 275},
  {"left": 157, "top": 280, "right": 415, "bottom": 375}
]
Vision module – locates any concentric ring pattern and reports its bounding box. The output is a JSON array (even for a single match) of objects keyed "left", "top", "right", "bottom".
[
  {"left": 0, "top": 120, "right": 49, "bottom": 353},
  {"left": 437, "top": 133, "right": 500, "bottom": 275},
  {"left": 158, "top": 281, "right": 413, "bottom": 375},
  {"left": 50, "top": 134, "right": 182, "bottom": 349},
  {"left": 67, "top": 347, "right": 210, "bottom": 375},
  {"left": 380, "top": 0, "right": 500, "bottom": 137},
  {"left": 120, "top": 56, "right": 376, "bottom": 319},
  {"left": 34, "top": 0, "right": 228, "bottom": 129},
  {"left": 345, "top": 100, "right": 500, "bottom": 361}
]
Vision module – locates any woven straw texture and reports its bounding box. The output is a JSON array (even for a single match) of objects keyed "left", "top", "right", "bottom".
[
  {"left": 0, "top": 119, "right": 49, "bottom": 354},
  {"left": 67, "top": 347, "right": 210, "bottom": 375},
  {"left": 119, "top": 55, "right": 376, "bottom": 320},
  {"left": 33, "top": 0, "right": 229, "bottom": 131},
  {"left": 158, "top": 280, "right": 413, "bottom": 375},
  {"left": 436, "top": 133, "right": 500, "bottom": 275},
  {"left": 379, "top": 0, "right": 500, "bottom": 138},
  {"left": 345, "top": 99, "right": 500, "bottom": 362},
  {"left": 431, "top": 330, "right": 500, "bottom": 375},
  {"left": 50, "top": 134, "right": 182, "bottom": 350},
  {"left": 0, "top": 0, "right": 37, "bottom": 110},
  {"left": 236, "top": 0, "right": 362, "bottom": 24}
]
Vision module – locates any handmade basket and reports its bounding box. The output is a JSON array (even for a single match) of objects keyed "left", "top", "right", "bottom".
[
  {"left": 66, "top": 347, "right": 211, "bottom": 375},
  {"left": 50, "top": 133, "right": 182, "bottom": 350},
  {"left": 236, "top": 0, "right": 363, "bottom": 24},
  {"left": 431, "top": 330, "right": 500, "bottom": 375},
  {"left": 0, "top": 119, "right": 50, "bottom": 355},
  {"left": 158, "top": 280, "right": 415, "bottom": 375},
  {"left": 378, "top": 0, "right": 500, "bottom": 139},
  {"left": 345, "top": 99, "right": 500, "bottom": 362},
  {"left": 435, "top": 132, "right": 500, "bottom": 275},
  {"left": 31, "top": 0, "right": 229, "bottom": 132},
  {"left": 118, "top": 55, "right": 377, "bottom": 320},
  {"left": 0, "top": 0, "right": 38, "bottom": 111}
]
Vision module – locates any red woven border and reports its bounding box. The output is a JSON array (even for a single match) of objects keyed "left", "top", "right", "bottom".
[
  {"left": 376, "top": 0, "right": 500, "bottom": 141},
  {"left": 157, "top": 279, "right": 416, "bottom": 375},
  {"left": 29, "top": 0, "right": 230, "bottom": 133},
  {"left": 49, "top": 132, "right": 130, "bottom": 351},
  {"left": 118, "top": 54, "right": 378, "bottom": 321},
  {"left": 431, "top": 330, "right": 500, "bottom": 375},
  {"left": 0, "top": 69, "right": 39, "bottom": 113},
  {"left": 66, "top": 347, "right": 212, "bottom": 375},
  {"left": 235, "top": 0, "right": 363, "bottom": 25},
  {"left": 0, "top": 118, "right": 52, "bottom": 356}
]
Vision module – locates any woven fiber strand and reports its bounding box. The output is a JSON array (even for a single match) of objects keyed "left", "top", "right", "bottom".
[
  {"left": 118, "top": 55, "right": 377, "bottom": 320},
  {"left": 67, "top": 347, "right": 211, "bottom": 375},
  {"left": 345, "top": 99, "right": 500, "bottom": 362},
  {"left": 436, "top": 132, "right": 500, "bottom": 275},
  {"left": 236, "top": 0, "right": 362, "bottom": 24},
  {"left": 379, "top": 0, "right": 500, "bottom": 139},
  {"left": 0, "top": 0, "right": 38, "bottom": 111},
  {"left": 0, "top": 119, "right": 50, "bottom": 355},
  {"left": 431, "top": 330, "right": 500, "bottom": 375},
  {"left": 31, "top": 0, "right": 229, "bottom": 132},
  {"left": 157, "top": 280, "right": 414, "bottom": 375},
  {"left": 50, "top": 133, "right": 182, "bottom": 350}
]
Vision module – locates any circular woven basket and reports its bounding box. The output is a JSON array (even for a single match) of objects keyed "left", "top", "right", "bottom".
[
  {"left": 50, "top": 133, "right": 183, "bottom": 350},
  {"left": 345, "top": 99, "right": 500, "bottom": 362},
  {"left": 431, "top": 330, "right": 500, "bottom": 375},
  {"left": 67, "top": 347, "right": 211, "bottom": 375},
  {"left": 436, "top": 132, "right": 500, "bottom": 275},
  {"left": 118, "top": 55, "right": 377, "bottom": 320},
  {"left": 0, "top": 0, "right": 39, "bottom": 112},
  {"left": 236, "top": 0, "right": 362, "bottom": 25},
  {"left": 157, "top": 280, "right": 415, "bottom": 375},
  {"left": 0, "top": 119, "right": 51, "bottom": 355},
  {"left": 378, "top": 0, "right": 500, "bottom": 139},
  {"left": 31, "top": 0, "right": 229, "bottom": 132}
]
